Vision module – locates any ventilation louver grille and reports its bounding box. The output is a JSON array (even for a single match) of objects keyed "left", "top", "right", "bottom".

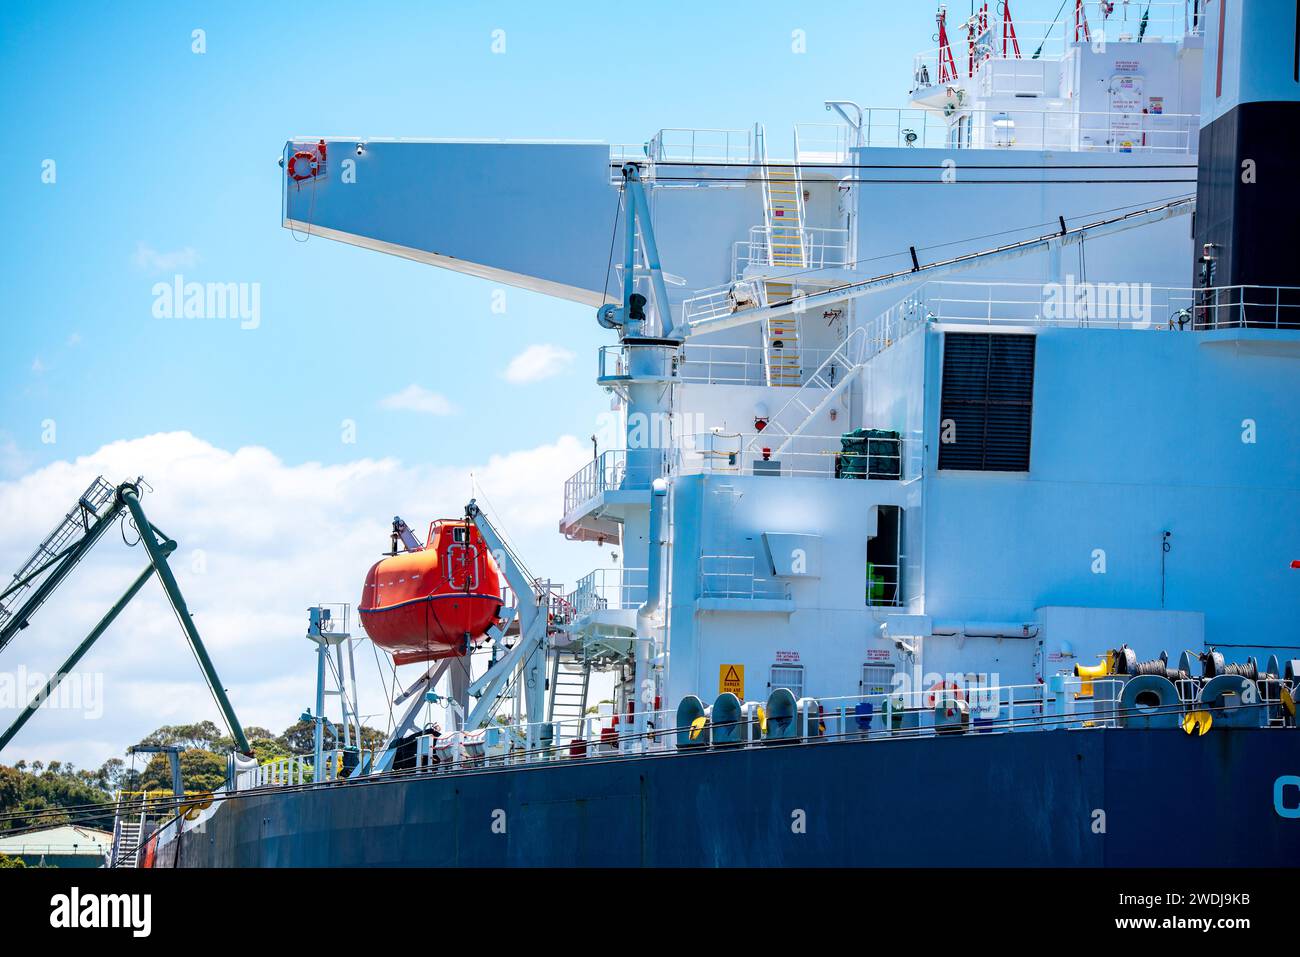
[{"left": 938, "top": 333, "right": 1035, "bottom": 472}]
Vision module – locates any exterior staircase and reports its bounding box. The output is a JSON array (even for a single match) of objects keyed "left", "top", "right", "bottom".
[
  {"left": 749, "top": 297, "right": 929, "bottom": 457},
  {"left": 547, "top": 646, "right": 591, "bottom": 741},
  {"left": 763, "top": 282, "right": 803, "bottom": 387},
  {"left": 110, "top": 809, "right": 143, "bottom": 868},
  {"left": 759, "top": 135, "right": 807, "bottom": 387}
]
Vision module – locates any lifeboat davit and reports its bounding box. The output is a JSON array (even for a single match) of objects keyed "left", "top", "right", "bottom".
[{"left": 359, "top": 519, "right": 503, "bottom": 665}]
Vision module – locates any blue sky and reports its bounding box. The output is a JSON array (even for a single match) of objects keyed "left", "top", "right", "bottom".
[
  {"left": 0, "top": 0, "right": 1100, "bottom": 765},
  {"left": 0, "top": 0, "right": 941, "bottom": 472},
  {"left": 1, "top": 0, "right": 1100, "bottom": 469}
]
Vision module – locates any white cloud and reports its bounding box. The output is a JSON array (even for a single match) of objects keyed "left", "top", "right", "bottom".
[
  {"left": 0, "top": 431, "right": 601, "bottom": 768},
  {"left": 0, "top": 434, "right": 31, "bottom": 478},
  {"left": 132, "top": 242, "right": 200, "bottom": 273},
  {"left": 30, "top": 357, "right": 47, "bottom": 374},
  {"left": 502, "top": 343, "right": 575, "bottom": 385},
  {"left": 378, "top": 384, "right": 455, "bottom": 416}
]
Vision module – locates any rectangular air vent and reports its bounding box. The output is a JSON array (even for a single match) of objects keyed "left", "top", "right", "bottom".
[{"left": 938, "top": 332, "right": 1035, "bottom": 472}]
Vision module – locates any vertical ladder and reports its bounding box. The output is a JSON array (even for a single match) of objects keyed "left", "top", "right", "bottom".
[
  {"left": 760, "top": 142, "right": 807, "bottom": 387},
  {"left": 763, "top": 285, "right": 803, "bottom": 387},
  {"left": 547, "top": 646, "right": 591, "bottom": 742}
]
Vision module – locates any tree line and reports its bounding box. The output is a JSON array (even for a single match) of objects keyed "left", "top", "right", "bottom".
[{"left": 0, "top": 718, "right": 386, "bottom": 834}]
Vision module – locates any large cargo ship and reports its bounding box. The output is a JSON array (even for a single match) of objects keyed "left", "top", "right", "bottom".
[{"left": 10, "top": 0, "right": 1300, "bottom": 869}]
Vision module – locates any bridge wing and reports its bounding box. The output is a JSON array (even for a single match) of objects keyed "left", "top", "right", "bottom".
[{"left": 282, "top": 140, "right": 620, "bottom": 305}]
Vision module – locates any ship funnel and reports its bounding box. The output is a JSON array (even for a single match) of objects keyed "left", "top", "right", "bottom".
[{"left": 1193, "top": 0, "right": 1300, "bottom": 326}]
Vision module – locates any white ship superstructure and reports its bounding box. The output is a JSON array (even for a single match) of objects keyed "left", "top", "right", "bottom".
[
  {"left": 7, "top": 0, "right": 1300, "bottom": 875},
  {"left": 278, "top": 0, "right": 1300, "bottom": 749}
]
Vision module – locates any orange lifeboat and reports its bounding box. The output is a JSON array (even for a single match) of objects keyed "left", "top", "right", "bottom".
[{"left": 359, "top": 519, "right": 503, "bottom": 665}]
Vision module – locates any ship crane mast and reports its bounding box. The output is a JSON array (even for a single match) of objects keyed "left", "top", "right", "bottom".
[
  {"left": 0, "top": 478, "right": 252, "bottom": 757},
  {"left": 594, "top": 163, "right": 679, "bottom": 740}
]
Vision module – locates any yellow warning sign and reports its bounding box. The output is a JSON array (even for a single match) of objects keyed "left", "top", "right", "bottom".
[{"left": 719, "top": 664, "right": 745, "bottom": 698}]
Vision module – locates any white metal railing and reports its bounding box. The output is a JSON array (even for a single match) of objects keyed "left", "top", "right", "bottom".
[
  {"left": 677, "top": 341, "right": 766, "bottom": 385},
  {"left": 912, "top": 3, "right": 1204, "bottom": 90},
  {"left": 597, "top": 344, "right": 628, "bottom": 380},
  {"left": 0, "top": 841, "right": 110, "bottom": 857},
  {"left": 976, "top": 56, "right": 1050, "bottom": 96},
  {"left": 529, "top": 707, "right": 679, "bottom": 759},
  {"left": 648, "top": 128, "right": 754, "bottom": 164},
  {"left": 751, "top": 333, "right": 859, "bottom": 443},
  {"left": 676, "top": 342, "right": 841, "bottom": 387},
  {"left": 806, "top": 107, "right": 1199, "bottom": 154},
  {"left": 794, "top": 122, "right": 860, "bottom": 165},
  {"left": 236, "top": 749, "right": 350, "bottom": 789},
  {"left": 610, "top": 142, "right": 654, "bottom": 164},
  {"left": 677, "top": 432, "right": 916, "bottom": 482},
  {"left": 216, "top": 671, "right": 1290, "bottom": 786},
  {"left": 1189, "top": 286, "right": 1300, "bottom": 330},
  {"left": 563, "top": 449, "right": 667, "bottom": 516},
  {"left": 699, "top": 554, "right": 790, "bottom": 601},
  {"left": 564, "top": 451, "right": 624, "bottom": 516},
  {"left": 897, "top": 280, "right": 1300, "bottom": 331},
  {"left": 980, "top": 108, "right": 1196, "bottom": 153},
  {"left": 681, "top": 298, "right": 922, "bottom": 388},
  {"left": 567, "top": 567, "right": 648, "bottom": 618},
  {"left": 609, "top": 129, "right": 755, "bottom": 182},
  {"left": 866, "top": 562, "right": 902, "bottom": 607},
  {"left": 374, "top": 681, "right": 1085, "bottom": 765},
  {"left": 733, "top": 226, "right": 851, "bottom": 278},
  {"left": 681, "top": 282, "right": 747, "bottom": 325}
]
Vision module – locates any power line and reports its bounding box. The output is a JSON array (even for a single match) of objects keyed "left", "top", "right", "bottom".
[
  {"left": 631, "top": 160, "right": 1197, "bottom": 170},
  {"left": 651, "top": 176, "right": 1197, "bottom": 185},
  {"left": 731, "top": 192, "right": 1193, "bottom": 287}
]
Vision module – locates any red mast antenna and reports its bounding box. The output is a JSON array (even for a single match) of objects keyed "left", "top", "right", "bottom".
[
  {"left": 1074, "top": 0, "right": 1091, "bottom": 42},
  {"left": 937, "top": 6, "right": 959, "bottom": 84},
  {"left": 967, "top": 10, "right": 976, "bottom": 77},
  {"left": 1002, "top": 0, "right": 1022, "bottom": 57},
  {"left": 967, "top": 3, "right": 991, "bottom": 76},
  {"left": 979, "top": 2, "right": 990, "bottom": 68}
]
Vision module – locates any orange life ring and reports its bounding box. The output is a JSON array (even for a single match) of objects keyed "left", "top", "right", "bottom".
[
  {"left": 288, "top": 150, "right": 317, "bottom": 181},
  {"left": 925, "top": 680, "right": 966, "bottom": 714}
]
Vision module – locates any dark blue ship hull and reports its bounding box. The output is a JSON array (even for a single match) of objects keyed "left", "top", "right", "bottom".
[{"left": 161, "top": 729, "right": 1300, "bottom": 867}]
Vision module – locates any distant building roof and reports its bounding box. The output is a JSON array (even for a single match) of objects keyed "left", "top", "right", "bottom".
[{"left": 0, "top": 825, "right": 112, "bottom": 856}]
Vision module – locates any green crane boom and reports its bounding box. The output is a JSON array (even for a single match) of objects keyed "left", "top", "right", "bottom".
[{"left": 0, "top": 480, "right": 251, "bottom": 756}]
